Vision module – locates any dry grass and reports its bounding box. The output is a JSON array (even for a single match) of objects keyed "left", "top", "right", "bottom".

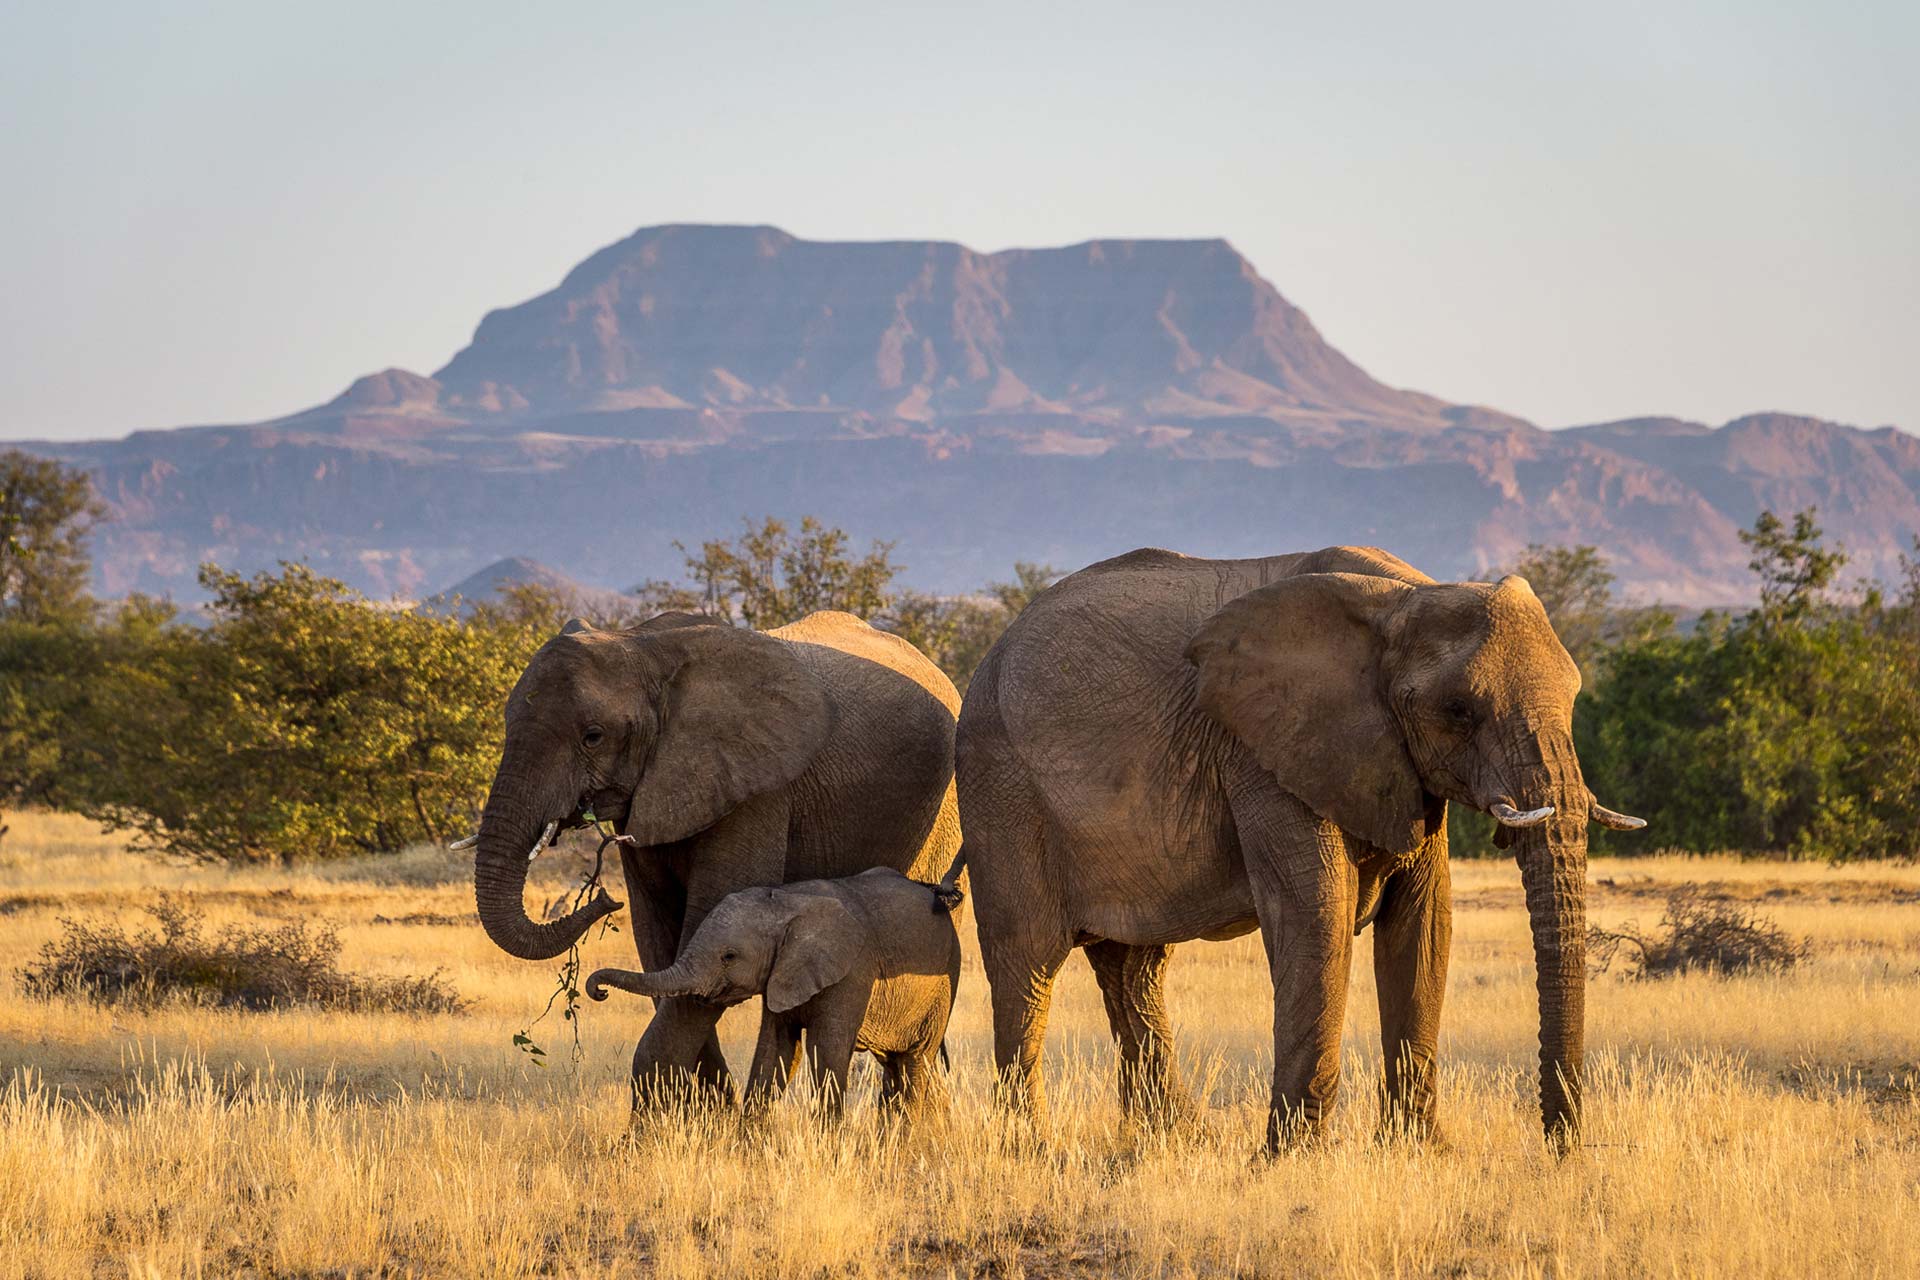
[{"left": 2, "top": 810, "right": 1916, "bottom": 1278}]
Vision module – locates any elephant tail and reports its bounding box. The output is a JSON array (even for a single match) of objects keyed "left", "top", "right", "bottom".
[
  {"left": 930, "top": 845, "right": 967, "bottom": 913},
  {"left": 938, "top": 1039, "right": 950, "bottom": 1072}
]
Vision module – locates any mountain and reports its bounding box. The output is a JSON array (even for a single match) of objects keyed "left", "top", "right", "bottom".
[
  {"left": 11, "top": 223, "right": 1914, "bottom": 606},
  {"left": 421, "top": 556, "right": 635, "bottom": 620}
]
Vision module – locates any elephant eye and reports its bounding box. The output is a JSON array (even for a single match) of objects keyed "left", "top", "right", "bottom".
[
  {"left": 1443, "top": 699, "right": 1474, "bottom": 726},
  {"left": 721, "top": 950, "right": 739, "bottom": 964},
  {"left": 582, "top": 726, "right": 605, "bottom": 748}
]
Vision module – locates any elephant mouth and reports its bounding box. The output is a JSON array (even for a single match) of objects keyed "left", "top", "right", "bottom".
[{"left": 570, "top": 790, "right": 633, "bottom": 834}]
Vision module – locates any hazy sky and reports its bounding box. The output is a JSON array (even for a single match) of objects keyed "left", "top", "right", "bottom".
[{"left": 2, "top": 1, "right": 1913, "bottom": 441}]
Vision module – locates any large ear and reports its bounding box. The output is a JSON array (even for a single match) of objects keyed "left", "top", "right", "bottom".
[
  {"left": 623, "top": 628, "right": 835, "bottom": 845},
  {"left": 1185, "top": 572, "right": 1428, "bottom": 856},
  {"left": 764, "top": 894, "right": 867, "bottom": 1013}
]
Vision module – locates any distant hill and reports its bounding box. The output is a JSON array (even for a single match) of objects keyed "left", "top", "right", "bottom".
[
  {"left": 420, "top": 556, "right": 634, "bottom": 619},
  {"left": 11, "top": 224, "right": 1914, "bottom": 605}
]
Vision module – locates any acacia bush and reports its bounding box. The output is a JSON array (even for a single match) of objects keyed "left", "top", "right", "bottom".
[
  {"left": 1578, "top": 514, "right": 1920, "bottom": 860},
  {"left": 18, "top": 898, "right": 464, "bottom": 1013},
  {"left": 55, "top": 565, "right": 555, "bottom": 863}
]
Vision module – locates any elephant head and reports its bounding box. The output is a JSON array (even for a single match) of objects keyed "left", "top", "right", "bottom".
[
  {"left": 585, "top": 888, "right": 867, "bottom": 1012},
  {"left": 1187, "top": 572, "right": 1644, "bottom": 1147},
  {"left": 471, "top": 615, "right": 835, "bottom": 962}
]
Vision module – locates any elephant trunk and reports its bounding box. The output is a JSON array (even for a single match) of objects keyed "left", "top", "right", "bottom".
[
  {"left": 586, "top": 961, "right": 703, "bottom": 1002},
  {"left": 1501, "top": 719, "right": 1590, "bottom": 1151},
  {"left": 473, "top": 752, "right": 619, "bottom": 962}
]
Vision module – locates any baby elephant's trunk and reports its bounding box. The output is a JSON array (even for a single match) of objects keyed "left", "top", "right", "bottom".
[{"left": 585, "top": 965, "right": 690, "bottom": 1002}]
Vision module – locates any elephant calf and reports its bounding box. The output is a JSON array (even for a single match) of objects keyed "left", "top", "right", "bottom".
[{"left": 587, "top": 867, "right": 963, "bottom": 1121}]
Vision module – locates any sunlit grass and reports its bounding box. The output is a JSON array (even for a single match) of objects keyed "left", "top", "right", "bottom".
[{"left": 2, "top": 810, "right": 1915, "bottom": 1277}]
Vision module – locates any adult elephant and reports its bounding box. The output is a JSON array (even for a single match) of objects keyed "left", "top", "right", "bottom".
[
  {"left": 955, "top": 545, "right": 1644, "bottom": 1150},
  {"left": 468, "top": 609, "right": 961, "bottom": 1105}
]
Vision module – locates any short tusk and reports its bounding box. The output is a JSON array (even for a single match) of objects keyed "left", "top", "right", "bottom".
[
  {"left": 448, "top": 833, "right": 479, "bottom": 851},
  {"left": 1589, "top": 800, "right": 1647, "bottom": 831},
  {"left": 528, "top": 819, "right": 558, "bottom": 862},
  {"left": 1491, "top": 801, "right": 1555, "bottom": 828}
]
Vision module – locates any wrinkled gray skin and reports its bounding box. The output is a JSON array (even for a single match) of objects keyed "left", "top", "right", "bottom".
[
  {"left": 587, "top": 867, "right": 963, "bottom": 1121},
  {"left": 956, "top": 546, "right": 1644, "bottom": 1151},
  {"left": 472, "top": 610, "right": 961, "bottom": 1107}
]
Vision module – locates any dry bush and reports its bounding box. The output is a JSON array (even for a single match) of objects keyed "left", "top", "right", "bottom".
[
  {"left": 1590, "top": 886, "right": 1807, "bottom": 978},
  {"left": 16, "top": 898, "right": 463, "bottom": 1014}
]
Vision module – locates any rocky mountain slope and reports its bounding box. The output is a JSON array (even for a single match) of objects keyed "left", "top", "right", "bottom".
[{"left": 14, "top": 224, "right": 1914, "bottom": 605}]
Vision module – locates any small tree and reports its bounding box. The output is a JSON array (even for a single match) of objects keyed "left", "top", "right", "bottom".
[
  {"left": 1740, "top": 508, "right": 1843, "bottom": 626},
  {"left": 79, "top": 563, "right": 547, "bottom": 862},
  {"left": 635, "top": 516, "right": 900, "bottom": 629},
  {"left": 0, "top": 452, "right": 105, "bottom": 842},
  {"left": 881, "top": 562, "right": 1057, "bottom": 692},
  {"left": 0, "top": 451, "right": 103, "bottom": 625}
]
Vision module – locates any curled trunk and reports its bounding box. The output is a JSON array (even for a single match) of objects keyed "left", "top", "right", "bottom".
[
  {"left": 586, "top": 962, "right": 700, "bottom": 1002},
  {"left": 472, "top": 757, "right": 619, "bottom": 961}
]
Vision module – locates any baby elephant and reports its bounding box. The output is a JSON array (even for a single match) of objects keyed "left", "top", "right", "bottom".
[{"left": 586, "top": 867, "right": 962, "bottom": 1120}]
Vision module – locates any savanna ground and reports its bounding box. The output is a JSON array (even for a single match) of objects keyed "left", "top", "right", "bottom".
[{"left": 1, "top": 812, "right": 1916, "bottom": 1278}]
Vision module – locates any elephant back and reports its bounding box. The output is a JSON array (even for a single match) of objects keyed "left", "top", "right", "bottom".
[{"left": 771, "top": 611, "right": 962, "bottom": 717}]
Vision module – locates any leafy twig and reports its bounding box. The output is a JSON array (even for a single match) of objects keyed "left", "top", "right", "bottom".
[{"left": 512, "top": 815, "right": 628, "bottom": 1067}]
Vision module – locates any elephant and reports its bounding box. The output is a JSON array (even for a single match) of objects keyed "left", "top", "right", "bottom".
[
  {"left": 953, "top": 545, "right": 1644, "bottom": 1151},
  {"left": 467, "top": 609, "right": 962, "bottom": 1107},
  {"left": 585, "top": 866, "right": 964, "bottom": 1121}
]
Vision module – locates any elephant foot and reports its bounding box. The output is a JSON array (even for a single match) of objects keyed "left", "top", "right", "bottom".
[
  {"left": 629, "top": 1067, "right": 739, "bottom": 1118},
  {"left": 1119, "top": 1072, "right": 1206, "bottom": 1135},
  {"left": 1263, "top": 1102, "right": 1332, "bottom": 1157},
  {"left": 1375, "top": 1112, "right": 1447, "bottom": 1151}
]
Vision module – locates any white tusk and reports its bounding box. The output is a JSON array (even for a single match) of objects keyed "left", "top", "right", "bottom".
[
  {"left": 448, "top": 833, "right": 479, "bottom": 851},
  {"left": 528, "top": 819, "right": 558, "bottom": 862},
  {"left": 1491, "top": 801, "right": 1555, "bottom": 828},
  {"left": 1589, "top": 801, "right": 1648, "bottom": 831}
]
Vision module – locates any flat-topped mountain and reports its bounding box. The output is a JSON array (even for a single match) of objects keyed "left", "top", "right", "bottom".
[
  {"left": 423, "top": 224, "right": 1487, "bottom": 433},
  {"left": 12, "top": 225, "right": 1914, "bottom": 605}
]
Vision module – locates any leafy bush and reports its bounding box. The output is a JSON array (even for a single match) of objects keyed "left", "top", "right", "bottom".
[
  {"left": 1588, "top": 888, "right": 1806, "bottom": 978},
  {"left": 63, "top": 564, "right": 552, "bottom": 862},
  {"left": 17, "top": 898, "right": 463, "bottom": 1013},
  {"left": 1579, "top": 514, "right": 1920, "bottom": 859}
]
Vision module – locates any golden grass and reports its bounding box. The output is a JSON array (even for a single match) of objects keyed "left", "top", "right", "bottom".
[{"left": 2, "top": 809, "right": 1916, "bottom": 1278}]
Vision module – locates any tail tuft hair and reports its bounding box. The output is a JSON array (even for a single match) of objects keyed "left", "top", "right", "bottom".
[{"left": 930, "top": 844, "right": 967, "bottom": 913}]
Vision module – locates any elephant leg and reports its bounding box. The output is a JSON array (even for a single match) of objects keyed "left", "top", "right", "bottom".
[
  {"left": 983, "top": 932, "right": 1073, "bottom": 1130},
  {"left": 890, "top": 1047, "right": 948, "bottom": 1123},
  {"left": 630, "top": 995, "right": 736, "bottom": 1110},
  {"left": 746, "top": 1014, "right": 802, "bottom": 1116},
  {"left": 964, "top": 769, "right": 1074, "bottom": 1129},
  {"left": 1229, "top": 762, "right": 1358, "bottom": 1151},
  {"left": 632, "top": 792, "right": 790, "bottom": 1110},
  {"left": 615, "top": 845, "right": 736, "bottom": 1108},
  {"left": 803, "top": 1026, "right": 859, "bottom": 1124},
  {"left": 798, "top": 983, "right": 873, "bottom": 1123},
  {"left": 878, "top": 1054, "right": 907, "bottom": 1110},
  {"left": 1372, "top": 849, "right": 1451, "bottom": 1140},
  {"left": 1084, "top": 940, "right": 1196, "bottom": 1126}
]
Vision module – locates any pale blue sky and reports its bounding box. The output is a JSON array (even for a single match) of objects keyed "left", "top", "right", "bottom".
[{"left": 1, "top": 1, "right": 1913, "bottom": 440}]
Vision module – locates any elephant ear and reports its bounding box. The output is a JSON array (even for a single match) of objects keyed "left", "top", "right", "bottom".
[
  {"left": 623, "top": 628, "right": 836, "bottom": 846},
  {"left": 765, "top": 894, "right": 867, "bottom": 1013},
  {"left": 1185, "top": 572, "right": 1428, "bottom": 857}
]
